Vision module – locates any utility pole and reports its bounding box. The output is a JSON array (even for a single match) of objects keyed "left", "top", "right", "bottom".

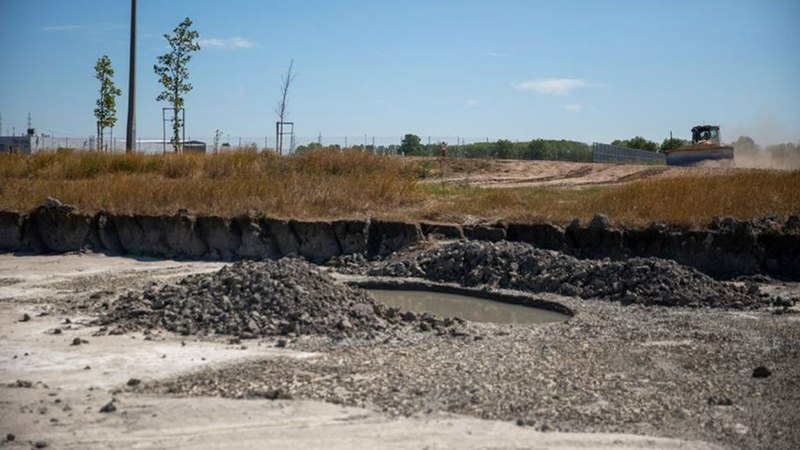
[{"left": 125, "top": 0, "right": 137, "bottom": 153}]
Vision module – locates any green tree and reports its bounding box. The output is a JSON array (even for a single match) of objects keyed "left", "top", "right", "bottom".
[
  {"left": 400, "top": 134, "right": 423, "bottom": 155},
  {"left": 660, "top": 137, "right": 687, "bottom": 153},
  {"left": 493, "top": 139, "right": 515, "bottom": 159},
  {"left": 94, "top": 55, "right": 122, "bottom": 153},
  {"left": 612, "top": 136, "right": 659, "bottom": 152},
  {"left": 154, "top": 17, "right": 200, "bottom": 153}
]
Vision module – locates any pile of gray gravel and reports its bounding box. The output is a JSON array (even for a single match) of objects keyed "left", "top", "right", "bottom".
[
  {"left": 101, "top": 259, "right": 453, "bottom": 339},
  {"left": 370, "top": 241, "right": 764, "bottom": 309}
]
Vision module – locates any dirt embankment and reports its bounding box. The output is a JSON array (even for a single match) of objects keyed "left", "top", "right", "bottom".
[{"left": 1, "top": 200, "right": 799, "bottom": 280}]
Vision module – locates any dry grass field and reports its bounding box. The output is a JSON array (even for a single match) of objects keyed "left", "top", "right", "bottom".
[{"left": 1, "top": 150, "right": 798, "bottom": 228}]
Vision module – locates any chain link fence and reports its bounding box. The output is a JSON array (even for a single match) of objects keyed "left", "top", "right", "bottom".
[
  {"left": 592, "top": 143, "right": 666, "bottom": 164},
  {"left": 25, "top": 133, "right": 666, "bottom": 166}
]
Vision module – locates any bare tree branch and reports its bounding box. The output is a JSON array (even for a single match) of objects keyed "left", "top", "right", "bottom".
[{"left": 274, "top": 59, "right": 296, "bottom": 122}]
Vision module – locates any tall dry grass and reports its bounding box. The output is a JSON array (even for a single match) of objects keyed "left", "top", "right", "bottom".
[
  {"left": 0, "top": 150, "right": 421, "bottom": 218},
  {"left": 1, "top": 151, "right": 798, "bottom": 227},
  {"left": 418, "top": 170, "right": 800, "bottom": 227}
]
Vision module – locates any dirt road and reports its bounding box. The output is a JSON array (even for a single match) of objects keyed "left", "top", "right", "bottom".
[{"left": 424, "top": 158, "right": 744, "bottom": 188}]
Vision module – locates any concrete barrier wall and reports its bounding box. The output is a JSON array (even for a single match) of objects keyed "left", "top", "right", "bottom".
[{"left": 1, "top": 204, "right": 798, "bottom": 280}]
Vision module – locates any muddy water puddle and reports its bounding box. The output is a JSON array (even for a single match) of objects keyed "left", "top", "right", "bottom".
[{"left": 367, "top": 289, "right": 569, "bottom": 324}]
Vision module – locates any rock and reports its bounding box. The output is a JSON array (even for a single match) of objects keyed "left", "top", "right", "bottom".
[
  {"left": 12, "top": 380, "right": 33, "bottom": 388},
  {"left": 6, "top": 434, "right": 15, "bottom": 442},
  {"left": 127, "top": 378, "right": 141, "bottom": 387},
  {"left": 707, "top": 395, "right": 733, "bottom": 406},
  {"left": 250, "top": 388, "right": 292, "bottom": 400},
  {"left": 752, "top": 366, "right": 771, "bottom": 378},
  {"left": 34, "top": 441, "right": 48, "bottom": 448},
  {"left": 71, "top": 337, "right": 85, "bottom": 346},
  {"left": 785, "top": 215, "right": 800, "bottom": 232},
  {"left": 43, "top": 197, "right": 62, "bottom": 208},
  {"left": 276, "top": 339, "right": 288, "bottom": 348},
  {"left": 402, "top": 311, "right": 417, "bottom": 322},
  {"left": 589, "top": 214, "right": 610, "bottom": 229},
  {"left": 99, "top": 401, "right": 117, "bottom": 413},
  {"left": 21, "top": 313, "right": 30, "bottom": 322}
]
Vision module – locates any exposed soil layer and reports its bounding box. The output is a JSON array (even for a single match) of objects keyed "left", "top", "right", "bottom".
[
  {"left": 100, "top": 259, "right": 462, "bottom": 339},
  {"left": 1, "top": 201, "right": 799, "bottom": 279},
  {"left": 368, "top": 241, "right": 774, "bottom": 309},
  {"left": 425, "top": 158, "right": 740, "bottom": 188}
]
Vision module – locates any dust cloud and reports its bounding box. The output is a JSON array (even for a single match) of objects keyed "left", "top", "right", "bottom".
[{"left": 732, "top": 136, "right": 800, "bottom": 169}]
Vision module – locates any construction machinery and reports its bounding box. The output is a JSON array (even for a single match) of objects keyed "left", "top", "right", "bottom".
[{"left": 666, "top": 125, "right": 734, "bottom": 166}]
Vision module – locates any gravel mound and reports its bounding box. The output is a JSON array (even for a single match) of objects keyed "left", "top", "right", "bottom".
[
  {"left": 370, "top": 241, "right": 763, "bottom": 309},
  {"left": 101, "top": 259, "right": 453, "bottom": 338}
]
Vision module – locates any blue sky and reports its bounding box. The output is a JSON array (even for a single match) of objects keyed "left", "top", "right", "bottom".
[{"left": 1, "top": 0, "right": 799, "bottom": 145}]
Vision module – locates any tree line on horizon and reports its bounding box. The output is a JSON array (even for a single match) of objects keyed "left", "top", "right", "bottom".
[{"left": 295, "top": 133, "right": 798, "bottom": 167}]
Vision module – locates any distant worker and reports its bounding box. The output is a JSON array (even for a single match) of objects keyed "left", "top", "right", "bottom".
[{"left": 440, "top": 141, "right": 448, "bottom": 158}]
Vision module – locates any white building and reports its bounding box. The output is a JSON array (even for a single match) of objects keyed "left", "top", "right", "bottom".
[{"left": 0, "top": 129, "right": 42, "bottom": 154}]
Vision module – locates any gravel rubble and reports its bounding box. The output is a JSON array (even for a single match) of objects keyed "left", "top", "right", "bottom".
[
  {"left": 100, "top": 259, "right": 460, "bottom": 339},
  {"left": 370, "top": 241, "right": 771, "bottom": 309},
  {"left": 143, "top": 295, "right": 800, "bottom": 450}
]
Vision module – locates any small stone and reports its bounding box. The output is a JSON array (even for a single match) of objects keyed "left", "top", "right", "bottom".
[
  {"left": 71, "top": 338, "right": 84, "bottom": 346},
  {"left": 276, "top": 339, "right": 287, "bottom": 348},
  {"left": 401, "top": 311, "right": 417, "bottom": 322},
  {"left": 708, "top": 395, "right": 733, "bottom": 406},
  {"left": 6, "top": 434, "right": 15, "bottom": 442},
  {"left": 752, "top": 366, "right": 771, "bottom": 378},
  {"left": 99, "top": 401, "right": 117, "bottom": 413},
  {"left": 34, "top": 441, "right": 48, "bottom": 448},
  {"left": 21, "top": 313, "right": 31, "bottom": 322},
  {"left": 44, "top": 196, "right": 62, "bottom": 208},
  {"left": 126, "top": 378, "right": 141, "bottom": 387},
  {"left": 84, "top": 365, "right": 91, "bottom": 370},
  {"left": 589, "top": 213, "right": 610, "bottom": 229}
]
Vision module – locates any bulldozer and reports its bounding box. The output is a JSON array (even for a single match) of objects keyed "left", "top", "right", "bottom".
[{"left": 666, "top": 125, "right": 734, "bottom": 166}]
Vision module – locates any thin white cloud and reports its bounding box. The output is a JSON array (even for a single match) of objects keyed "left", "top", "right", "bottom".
[
  {"left": 561, "top": 104, "right": 583, "bottom": 113},
  {"left": 487, "top": 52, "right": 516, "bottom": 58},
  {"left": 43, "top": 23, "right": 128, "bottom": 33},
  {"left": 44, "top": 25, "right": 92, "bottom": 32},
  {"left": 513, "top": 78, "right": 588, "bottom": 95},
  {"left": 466, "top": 100, "right": 479, "bottom": 106},
  {"left": 198, "top": 37, "right": 255, "bottom": 49}
]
